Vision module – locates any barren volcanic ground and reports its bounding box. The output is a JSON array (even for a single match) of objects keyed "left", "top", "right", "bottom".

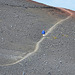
[{"left": 0, "top": 0, "right": 75, "bottom": 75}]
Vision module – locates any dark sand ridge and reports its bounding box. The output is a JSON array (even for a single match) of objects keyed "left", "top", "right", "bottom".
[
  {"left": 0, "top": 3, "right": 69, "bottom": 65},
  {"left": 0, "top": 0, "right": 56, "bottom": 8}
]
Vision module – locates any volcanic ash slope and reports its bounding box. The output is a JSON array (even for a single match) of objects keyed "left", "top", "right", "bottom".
[{"left": 0, "top": 1, "right": 69, "bottom": 65}]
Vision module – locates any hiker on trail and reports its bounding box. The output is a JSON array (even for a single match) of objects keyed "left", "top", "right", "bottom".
[{"left": 42, "top": 30, "right": 45, "bottom": 36}]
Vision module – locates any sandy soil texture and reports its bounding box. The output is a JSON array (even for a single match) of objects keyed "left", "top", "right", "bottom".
[
  {"left": 0, "top": 0, "right": 75, "bottom": 75},
  {"left": 0, "top": 3, "right": 68, "bottom": 65}
]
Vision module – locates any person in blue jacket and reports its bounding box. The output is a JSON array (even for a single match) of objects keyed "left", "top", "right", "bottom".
[{"left": 42, "top": 30, "right": 45, "bottom": 36}]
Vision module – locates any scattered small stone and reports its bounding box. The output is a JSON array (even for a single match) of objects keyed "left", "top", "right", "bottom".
[
  {"left": 70, "top": 57, "right": 72, "bottom": 60},
  {"left": 2, "top": 38, "right": 3, "bottom": 40},
  {"left": 15, "top": 14, "right": 19, "bottom": 18},
  {"left": 44, "top": 61, "right": 48, "bottom": 65},
  {"left": 43, "top": 54, "right": 45, "bottom": 56},
  {"left": 52, "top": 50, "right": 54, "bottom": 52},
  {"left": 54, "top": 59, "right": 56, "bottom": 62},
  {"left": 56, "top": 65, "right": 59, "bottom": 69},
  {"left": 59, "top": 60, "right": 62, "bottom": 64},
  {"left": 22, "top": 71, "right": 25, "bottom": 75},
  {"left": 45, "top": 62, "right": 48, "bottom": 64},
  {"left": 19, "top": 63, "right": 23, "bottom": 66},
  {"left": 48, "top": 72, "right": 51, "bottom": 75},
  {"left": 11, "top": 25, "right": 12, "bottom": 28},
  {"left": 61, "top": 32, "right": 62, "bottom": 33},
  {"left": 3, "top": 73, "right": 6, "bottom": 75},
  {"left": 58, "top": 69, "right": 60, "bottom": 72},
  {"left": 1, "top": 38, "right": 4, "bottom": 42},
  {"left": 27, "top": 13, "right": 30, "bottom": 16},
  {"left": 16, "top": 34, "right": 17, "bottom": 36}
]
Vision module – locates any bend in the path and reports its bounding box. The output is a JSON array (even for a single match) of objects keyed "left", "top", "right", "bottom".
[{"left": 58, "top": 8, "right": 73, "bottom": 16}]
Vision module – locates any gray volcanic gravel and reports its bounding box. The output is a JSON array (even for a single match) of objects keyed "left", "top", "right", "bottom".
[
  {"left": 0, "top": 4, "right": 66, "bottom": 65},
  {"left": 1, "top": 15, "right": 74, "bottom": 75},
  {"left": 0, "top": 17, "right": 75, "bottom": 75},
  {"left": 0, "top": 0, "right": 75, "bottom": 75}
]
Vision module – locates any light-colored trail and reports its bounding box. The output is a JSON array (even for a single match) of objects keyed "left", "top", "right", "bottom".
[{"left": 1, "top": 8, "right": 73, "bottom": 66}]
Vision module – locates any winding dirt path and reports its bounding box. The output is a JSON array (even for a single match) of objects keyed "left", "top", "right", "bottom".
[{"left": 1, "top": 8, "right": 73, "bottom": 66}]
